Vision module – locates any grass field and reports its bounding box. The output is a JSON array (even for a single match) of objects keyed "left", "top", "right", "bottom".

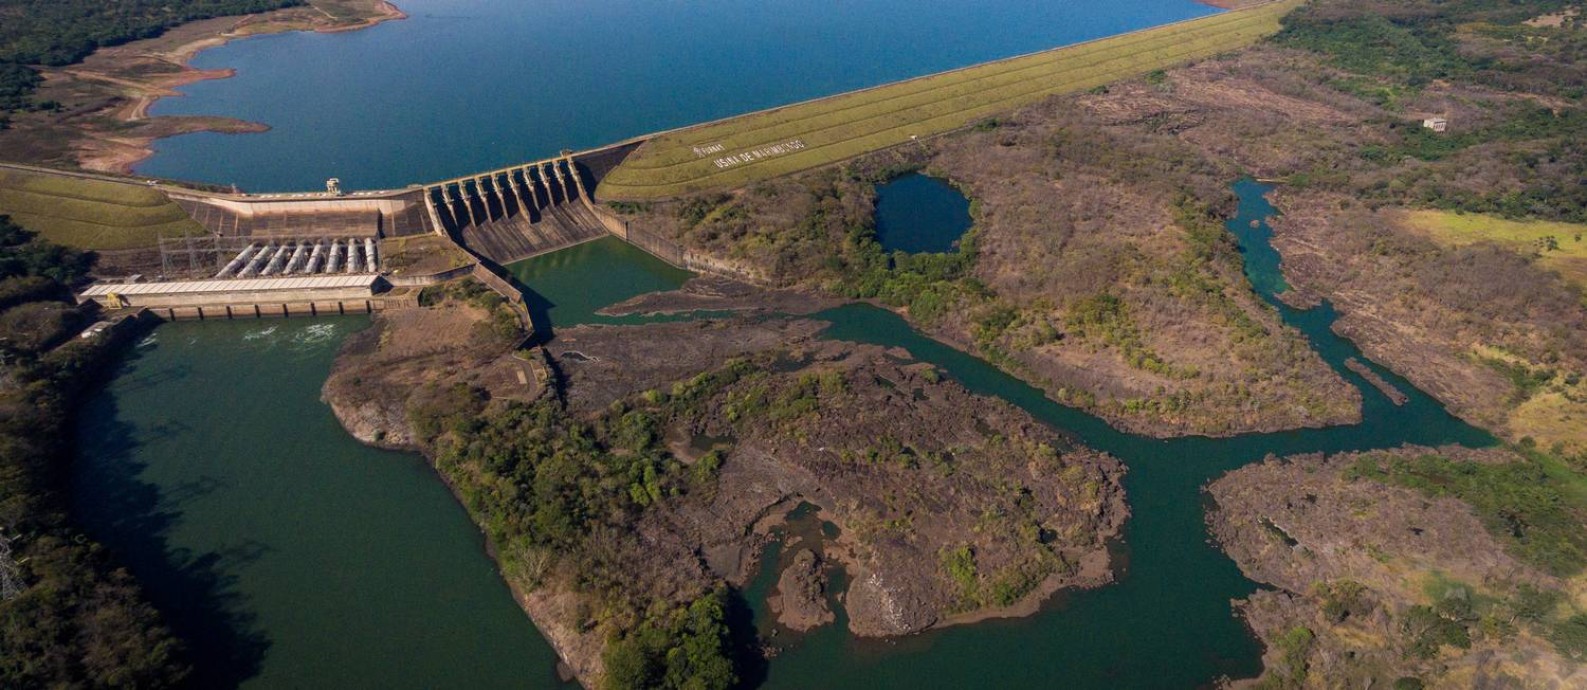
[
  {"left": 0, "top": 167, "right": 203, "bottom": 250},
  {"left": 1399, "top": 209, "right": 1587, "bottom": 289},
  {"left": 597, "top": 0, "right": 1303, "bottom": 200},
  {"left": 1408, "top": 209, "right": 1587, "bottom": 452},
  {"left": 1472, "top": 344, "right": 1587, "bottom": 455}
]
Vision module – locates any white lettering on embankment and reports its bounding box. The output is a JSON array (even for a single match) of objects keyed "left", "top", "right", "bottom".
[
  {"left": 691, "top": 143, "right": 726, "bottom": 157},
  {"left": 712, "top": 139, "right": 806, "bottom": 169}
]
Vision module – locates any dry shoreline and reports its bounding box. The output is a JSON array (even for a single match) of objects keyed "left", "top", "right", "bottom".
[
  {"left": 0, "top": 0, "right": 406, "bottom": 176},
  {"left": 111, "top": 0, "right": 408, "bottom": 173}
]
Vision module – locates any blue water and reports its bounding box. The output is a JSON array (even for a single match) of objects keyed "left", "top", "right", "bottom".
[
  {"left": 873, "top": 173, "right": 973, "bottom": 253},
  {"left": 135, "top": 0, "right": 1218, "bottom": 192}
]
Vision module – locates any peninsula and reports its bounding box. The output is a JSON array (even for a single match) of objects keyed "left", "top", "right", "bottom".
[{"left": 0, "top": 0, "right": 404, "bottom": 173}]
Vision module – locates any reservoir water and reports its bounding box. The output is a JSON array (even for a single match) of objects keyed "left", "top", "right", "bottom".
[
  {"left": 134, "top": 0, "right": 1218, "bottom": 192},
  {"left": 74, "top": 0, "right": 1500, "bottom": 685}
]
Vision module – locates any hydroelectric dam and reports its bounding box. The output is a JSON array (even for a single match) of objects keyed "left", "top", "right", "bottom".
[{"left": 52, "top": 139, "right": 685, "bottom": 323}]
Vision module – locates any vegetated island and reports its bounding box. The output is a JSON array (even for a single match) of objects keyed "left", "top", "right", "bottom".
[
  {"left": 321, "top": 281, "right": 1127, "bottom": 689},
  {"left": 0, "top": 0, "right": 404, "bottom": 174}
]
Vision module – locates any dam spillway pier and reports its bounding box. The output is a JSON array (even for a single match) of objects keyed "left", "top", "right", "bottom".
[
  {"left": 422, "top": 155, "right": 608, "bottom": 265},
  {"left": 217, "top": 237, "right": 379, "bottom": 279}
]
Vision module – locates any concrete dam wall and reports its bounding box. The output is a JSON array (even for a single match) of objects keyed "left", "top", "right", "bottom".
[
  {"left": 424, "top": 158, "right": 607, "bottom": 265},
  {"left": 170, "top": 189, "right": 436, "bottom": 239}
]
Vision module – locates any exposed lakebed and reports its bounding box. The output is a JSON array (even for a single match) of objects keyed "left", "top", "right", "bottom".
[{"left": 72, "top": 178, "right": 1496, "bottom": 688}]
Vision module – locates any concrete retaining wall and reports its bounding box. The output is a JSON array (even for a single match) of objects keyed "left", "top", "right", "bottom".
[
  {"left": 149, "top": 296, "right": 413, "bottom": 321},
  {"left": 611, "top": 219, "right": 766, "bottom": 285},
  {"left": 387, "top": 264, "right": 475, "bottom": 287},
  {"left": 585, "top": 202, "right": 764, "bottom": 283},
  {"left": 470, "top": 264, "right": 530, "bottom": 314}
]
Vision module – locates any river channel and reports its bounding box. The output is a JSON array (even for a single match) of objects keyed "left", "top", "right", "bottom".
[{"left": 494, "top": 180, "right": 1494, "bottom": 689}]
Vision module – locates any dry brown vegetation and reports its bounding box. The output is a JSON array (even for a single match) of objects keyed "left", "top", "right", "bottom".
[
  {"left": 325, "top": 311, "right": 1128, "bottom": 688},
  {"left": 1051, "top": 0, "right": 1587, "bottom": 452},
  {"left": 1267, "top": 194, "right": 1587, "bottom": 449},
  {"left": 924, "top": 103, "right": 1360, "bottom": 437},
  {"left": 1208, "top": 447, "right": 1587, "bottom": 689},
  {"left": 608, "top": 101, "right": 1361, "bottom": 438}
]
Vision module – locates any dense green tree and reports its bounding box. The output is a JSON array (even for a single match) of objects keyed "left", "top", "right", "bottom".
[
  {"left": 0, "top": 219, "right": 190, "bottom": 687},
  {"left": 0, "top": 215, "right": 92, "bottom": 285}
]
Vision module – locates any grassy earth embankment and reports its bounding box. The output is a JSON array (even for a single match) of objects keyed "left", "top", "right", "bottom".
[
  {"left": 0, "top": 166, "right": 202, "bottom": 250},
  {"left": 596, "top": 0, "right": 1302, "bottom": 200}
]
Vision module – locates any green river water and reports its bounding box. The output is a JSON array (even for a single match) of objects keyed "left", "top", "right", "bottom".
[{"left": 72, "top": 180, "right": 1493, "bottom": 688}]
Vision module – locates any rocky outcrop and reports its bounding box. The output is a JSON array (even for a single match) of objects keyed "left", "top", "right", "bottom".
[
  {"left": 552, "top": 320, "right": 1129, "bottom": 640},
  {"left": 771, "top": 549, "right": 833, "bottom": 632},
  {"left": 324, "top": 394, "right": 414, "bottom": 449},
  {"left": 1207, "top": 447, "right": 1586, "bottom": 689},
  {"left": 325, "top": 306, "right": 1131, "bottom": 687}
]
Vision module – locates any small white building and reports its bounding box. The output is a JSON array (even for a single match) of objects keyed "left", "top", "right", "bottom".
[
  {"left": 79, "top": 321, "right": 114, "bottom": 339},
  {"left": 1422, "top": 117, "right": 1448, "bottom": 133}
]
